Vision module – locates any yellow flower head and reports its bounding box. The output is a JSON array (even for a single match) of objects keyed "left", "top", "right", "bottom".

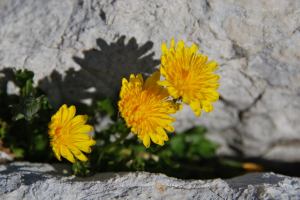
[
  {"left": 48, "top": 105, "right": 96, "bottom": 163},
  {"left": 159, "top": 39, "right": 220, "bottom": 116},
  {"left": 118, "top": 71, "right": 178, "bottom": 148}
]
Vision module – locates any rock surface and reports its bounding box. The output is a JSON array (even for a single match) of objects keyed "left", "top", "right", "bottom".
[
  {"left": 0, "top": 162, "right": 300, "bottom": 200},
  {"left": 0, "top": 0, "right": 300, "bottom": 160}
]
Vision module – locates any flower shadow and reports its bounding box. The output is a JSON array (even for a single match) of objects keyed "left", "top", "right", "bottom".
[{"left": 39, "top": 36, "right": 159, "bottom": 108}]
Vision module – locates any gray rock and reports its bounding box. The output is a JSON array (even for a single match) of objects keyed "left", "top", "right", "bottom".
[
  {"left": 0, "top": 151, "right": 13, "bottom": 164},
  {"left": 0, "top": 162, "right": 300, "bottom": 200},
  {"left": 0, "top": 0, "right": 300, "bottom": 161}
]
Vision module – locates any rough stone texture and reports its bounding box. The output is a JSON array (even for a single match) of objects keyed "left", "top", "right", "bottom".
[
  {"left": 0, "top": 0, "right": 300, "bottom": 160},
  {"left": 0, "top": 142, "right": 14, "bottom": 164},
  {"left": 0, "top": 151, "right": 13, "bottom": 164},
  {"left": 0, "top": 162, "right": 300, "bottom": 200}
]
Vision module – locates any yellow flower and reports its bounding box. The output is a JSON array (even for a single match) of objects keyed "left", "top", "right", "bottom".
[
  {"left": 159, "top": 39, "right": 220, "bottom": 116},
  {"left": 48, "top": 104, "right": 96, "bottom": 163},
  {"left": 118, "top": 72, "right": 178, "bottom": 147}
]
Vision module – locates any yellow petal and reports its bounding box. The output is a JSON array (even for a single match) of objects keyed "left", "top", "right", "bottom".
[
  {"left": 202, "top": 101, "right": 213, "bottom": 112},
  {"left": 157, "top": 127, "right": 168, "bottom": 141},
  {"left": 136, "top": 74, "right": 144, "bottom": 84},
  {"left": 144, "top": 71, "right": 161, "bottom": 91},
  {"left": 143, "top": 134, "right": 151, "bottom": 148},
  {"left": 157, "top": 80, "right": 169, "bottom": 87},
  {"left": 71, "top": 125, "right": 93, "bottom": 134},
  {"left": 70, "top": 115, "right": 88, "bottom": 129},
  {"left": 60, "top": 146, "right": 75, "bottom": 163},
  {"left": 70, "top": 133, "right": 90, "bottom": 142},
  {"left": 177, "top": 40, "right": 185, "bottom": 50},
  {"left": 190, "top": 44, "right": 199, "bottom": 54},
  {"left": 52, "top": 145, "right": 61, "bottom": 161},
  {"left": 161, "top": 42, "right": 168, "bottom": 54},
  {"left": 60, "top": 104, "right": 69, "bottom": 123},
  {"left": 149, "top": 133, "right": 160, "bottom": 145},
  {"left": 67, "top": 105, "right": 76, "bottom": 122},
  {"left": 165, "top": 125, "right": 175, "bottom": 133},
  {"left": 190, "top": 101, "right": 201, "bottom": 117},
  {"left": 69, "top": 145, "right": 88, "bottom": 162},
  {"left": 206, "top": 91, "right": 219, "bottom": 102},
  {"left": 73, "top": 140, "right": 95, "bottom": 153},
  {"left": 206, "top": 61, "right": 219, "bottom": 71},
  {"left": 170, "top": 38, "right": 175, "bottom": 49},
  {"left": 160, "top": 65, "right": 167, "bottom": 76}
]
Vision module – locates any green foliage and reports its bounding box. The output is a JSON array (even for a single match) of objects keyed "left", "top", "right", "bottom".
[
  {"left": 72, "top": 161, "right": 91, "bottom": 176},
  {"left": 0, "top": 69, "right": 53, "bottom": 161},
  {"left": 96, "top": 98, "right": 116, "bottom": 117},
  {"left": 11, "top": 70, "right": 50, "bottom": 121},
  {"left": 0, "top": 120, "right": 8, "bottom": 139},
  {"left": 82, "top": 97, "right": 221, "bottom": 178},
  {"left": 12, "top": 95, "right": 49, "bottom": 121},
  {"left": 170, "top": 127, "right": 218, "bottom": 160},
  {"left": 0, "top": 69, "right": 248, "bottom": 179}
]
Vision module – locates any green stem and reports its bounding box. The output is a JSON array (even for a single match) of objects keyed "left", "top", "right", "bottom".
[{"left": 96, "top": 130, "right": 130, "bottom": 165}]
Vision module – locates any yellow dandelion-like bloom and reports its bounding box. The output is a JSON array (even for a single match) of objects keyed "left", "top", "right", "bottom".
[
  {"left": 118, "top": 71, "right": 178, "bottom": 147},
  {"left": 48, "top": 104, "right": 96, "bottom": 163},
  {"left": 159, "top": 39, "right": 220, "bottom": 116}
]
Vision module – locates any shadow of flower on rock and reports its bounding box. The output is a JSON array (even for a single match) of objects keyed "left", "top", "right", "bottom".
[{"left": 39, "top": 36, "right": 159, "bottom": 108}]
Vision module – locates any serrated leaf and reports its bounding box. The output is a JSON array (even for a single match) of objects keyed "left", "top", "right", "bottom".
[
  {"left": 12, "top": 95, "right": 45, "bottom": 121},
  {"left": 15, "top": 69, "right": 34, "bottom": 88}
]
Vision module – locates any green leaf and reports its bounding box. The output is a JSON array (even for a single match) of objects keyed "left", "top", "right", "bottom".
[
  {"left": 12, "top": 95, "right": 46, "bottom": 121},
  {"left": 184, "top": 126, "right": 207, "bottom": 135},
  {"left": 72, "top": 161, "right": 90, "bottom": 176},
  {"left": 11, "top": 147, "right": 25, "bottom": 159},
  {"left": 96, "top": 98, "right": 115, "bottom": 117},
  {"left": 33, "top": 134, "right": 47, "bottom": 152},
  {"left": 170, "top": 135, "right": 185, "bottom": 157},
  {"left": 176, "top": 126, "right": 217, "bottom": 160},
  {"left": 0, "top": 120, "right": 8, "bottom": 139},
  {"left": 15, "top": 69, "right": 34, "bottom": 88}
]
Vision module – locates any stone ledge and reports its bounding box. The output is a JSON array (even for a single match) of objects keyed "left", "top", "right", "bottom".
[{"left": 0, "top": 162, "right": 300, "bottom": 199}]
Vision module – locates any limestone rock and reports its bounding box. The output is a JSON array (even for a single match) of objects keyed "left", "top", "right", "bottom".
[
  {"left": 0, "top": 151, "right": 13, "bottom": 164},
  {"left": 0, "top": 0, "right": 300, "bottom": 161},
  {"left": 0, "top": 162, "right": 300, "bottom": 200}
]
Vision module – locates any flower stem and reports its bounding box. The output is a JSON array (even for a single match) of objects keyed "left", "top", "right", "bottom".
[{"left": 96, "top": 130, "right": 130, "bottom": 166}]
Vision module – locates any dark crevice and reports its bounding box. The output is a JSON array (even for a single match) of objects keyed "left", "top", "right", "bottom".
[
  {"left": 262, "top": 139, "right": 300, "bottom": 157},
  {"left": 238, "top": 90, "right": 265, "bottom": 122},
  {"left": 238, "top": 69, "right": 255, "bottom": 85},
  {"left": 228, "top": 143, "right": 244, "bottom": 157},
  {"left": 223, "top": 155, "right": 300, "bottom": 178},
  {"left": 292, "top": 26, "right": 300, "bottom": 34},
  {"left": 204, "top": 0, "right": 211, "bottom": 12},
  {"left": 111, "top": 0, "right": 117, "bottom": 5},
  {"left": 228, "top": 127, "right": 244, "bottom": 157},
  {"left": 220, "top": 90, "right": 265, "bottom": 157},
  {"left": 219, "top": 95, "right": 237, "bottom": 108},
  {"left": 232, "top": 42, "right": 247, "bottom": 58},
  {"left": 78, "top": 0, "right": 84, "bottom": 7},
  {"left": 99, "top": 9, "right": 106, "bottom": 22}
]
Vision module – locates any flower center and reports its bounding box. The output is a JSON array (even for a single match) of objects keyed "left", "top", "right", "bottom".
[{"left": 55, "top": 126, "right": 62, "bottom": 136}]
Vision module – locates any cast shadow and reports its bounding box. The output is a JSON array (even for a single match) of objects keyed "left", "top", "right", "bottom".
[
  {"left": 39, "top": 36, "right": 159, "bottom": 107},
  {"left": 0, "top": 68, "right": 19, "bottom": 121}
]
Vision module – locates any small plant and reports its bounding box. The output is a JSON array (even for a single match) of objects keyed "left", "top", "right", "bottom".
[
  {"left": 0, "top": 39, "right": 260, "bottom": 179},
  {"left": 0, "top": 69, "right": 52, "bottom": 161}
]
